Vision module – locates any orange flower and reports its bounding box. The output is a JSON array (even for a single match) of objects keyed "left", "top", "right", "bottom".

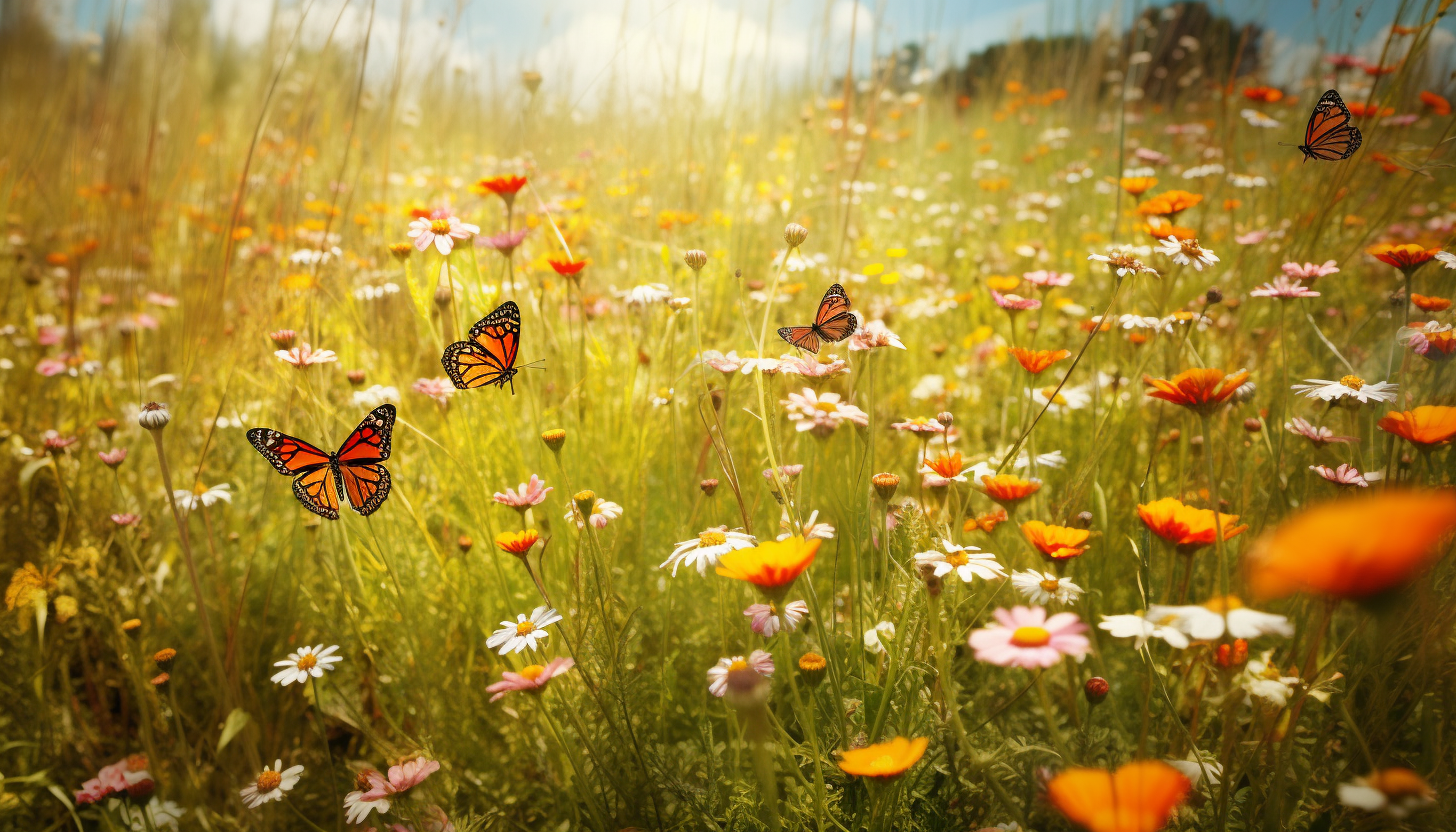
[
  {"left": 1411, "top": 293, "right": 1451, "bottom": 312},
  {"left": 1136, "top": 190, "right": 1203, "bottom": 217},
  {"left": 1046, "top": 760, "right": 1191, "bottom": 832},
  {"left": 1119, "top": 176, "right": 1157, "bottom": 196},
  {"left": 1420, "top": 90, "right": 1452, "bottom": 115},
  {"left": 965, "top": 507, "right": 1009, "bottom": 533},
  {"left": 837, "top": 736, "right": 928, "bottom": 779},
  {"left": 1347, "top": 101, "right": 1395, "bottom": 117},
  {"left": 1022, "top": 521, "right": 1091, "bottom": 560},
  {"left": 1242, "top": 86, "right": 1284, "bottom": 103},
  {"left": 495, "top": 529, "right": 541, "bottom": 556},
  {"left": 1145, "top": 223, "right": 1195, "bottom": 241},
  {"left": 1368, "top": 243, "right": 1440, "bottom": 272},
  {"left": 548, "top": 258, "right": 588, "bottom": 277},
  {"left": 986, "top": 275, "right": 1023, "bottom": 292},
  {"left": 1244, "top": 490, "right": 1456, "bottom": 600},
  {"left": 1009, "top": 347, "right": 1071, "bottom": 374},
  {"left": 1417, "top": 329, "right": 1456, "bottom": 358},
  {"left": 474, "top": 175, "right": 528, "bottom": 203},
  {"left": 1377, "top": 406, "right": 1456, "bottom": 448},
  {"left": 1137, "top": 498, "right": 1247, "bottom": 552},
  {"left": 978, "top": 474, "right": 1042, "bottom": 505},
  {"left": 1142, "top": 368, "right": 1249, "bottom": 414},
  {"left": 922, "top": 452, "right": 966, "bottom": 480},
  {"left": 716, "top": 536, "right": 819, "bottom": 594}
]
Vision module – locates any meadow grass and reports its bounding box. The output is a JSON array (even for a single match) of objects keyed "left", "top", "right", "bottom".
[{"left": 3, "top": 1, "right": 1456, "bottom": 830}]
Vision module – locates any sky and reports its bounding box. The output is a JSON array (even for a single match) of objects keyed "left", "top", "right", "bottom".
[{"left": 54, "top": 0, "right": 1456, "bottom": 106}]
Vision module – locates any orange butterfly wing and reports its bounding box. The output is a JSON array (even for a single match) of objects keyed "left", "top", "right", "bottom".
[
  {"left": 443, "top": 301, "right": 521, "bottom": 391},
  {"left": 334, "top": 405, "right": 395, "bottom": 516},
  {"left": 1299, "top": 90, "right": 1362, "bottom": 161},
  {"left": 777, "top": 325, "right": 822, "bottom": 353},
  {"left": 248, "top": 428, "right": 340, "bottom": 519},
  {"left": 293, "top": 466, "right": 341, "bottom": 519},
  {"left": 248, "top": 405, "right": 396, "bottom": 519},
  {"left": 811, "top": 284, "right": 857, "bottom": 342}
]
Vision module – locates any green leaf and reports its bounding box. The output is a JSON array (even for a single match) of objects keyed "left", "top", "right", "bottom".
[
  {"left": 19, "top": 457, "right": 53, "bottom": 491},
  {"left": 217, "top": 708, "right": 251, "bottom": 753}
]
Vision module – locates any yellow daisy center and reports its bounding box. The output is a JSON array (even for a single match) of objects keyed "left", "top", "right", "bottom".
[
  {"left": 516, "top": 621, "right": 537, "bottom": 636},
  {"left": 429, "top": 218, "right": 453, "bottom": 235},
  {"left": 1010, "top": 626, "right": 1051, "bottom": 647},
  {"left": 729, "top": 659, "right": 749, "bottom": 672},
  {"left": 945, "top": 552, "right": 969, "bottom": 567},
  {"left": 698, "top": 530, "right": 727, "bottom": 547},
  {"left": 256, "top": 770, "right": 282, "bottom": 792},
  {"left": 1040, "top": 578, "right": 1061, "bottom": 593},
  {"left": 1201, "top": 594, "right": 1245, "bottom": 613},
  {"left": 519, "top": 665, "right": 546, "bottom": 681},
  {"left": 814, "top": 401, "right": 840, "bottom": 413},
  {"left": 295, "top": 654, "right": 318, "bottom": 671},
  {"left": 1339, "top": 374, "right": 1365, "bottom": 391}
]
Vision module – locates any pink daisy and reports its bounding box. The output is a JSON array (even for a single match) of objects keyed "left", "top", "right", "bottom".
[
  {"left": 493, "top": 474, "right": 553, "bottom": 508},
  {"left": 485, "top": 657, "right": 575, "bottom": 702},
  {"left": 407, "top": 215, "right": 479, "bottom": 255},
  {"left": 891, "top": 416, "right": 946, "bottom": 434},
  {"left": 707, "top": 651, "right": 774, "bottom": 697},
  {"left": 744, "top": 600, "right": 809, "bottom": 637},
  {"left": 1310, "top": 463, "right": 1376, "bottom": 488},
  {"left": 968, "top": 605, "right": 1090, "bottom": 669},
  {"left": 991, "top": 289, "right": 1042, "bottom": 312},
  {"left": 1250, "top": 276, "right": 1320, "bottom": 300},
  {"left": 1023, "top": 270, "right": 1074, "bottom": 288},
  {"left": 1285, "top": 417, "right": 1354, "bottom": 447},
  {"left": 360, "top": 756, "right": 442, "bottom": 801},
  {"left": 1281, "top": 260, "right": 1340, "bottom": 281}
]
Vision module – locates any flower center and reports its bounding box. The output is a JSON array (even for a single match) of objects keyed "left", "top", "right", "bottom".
[
  {"left": 296, "top": 654, "right": 318, "bottom": 671},
  {"left": 871, "top": 754, "right": 896, "bottom": 772},
  {"left": 814, "top": 401, "right": 839, "bottom": 413},
  {"left": 699, "top": 530, "right": 727, "bottom": 547},
  {"left": 1040, "top": 579, "right": 1062, "bottom": 592},
  {"left": 516, "top": 621, "right": 537, "bottom": 636},
  {"left": 729, "top": 659, "right": 749, "bottom": 672},
  {"left": 945, "top": 552, "right": 969, "bottom": 567},
  {"left": 1010, "top": 626, "right": 1051, "bottom": 647},
  {"left": 1201, "top": 594, "right": 1245, "bottom": 613},
  {"left": 1339, "top": 374, "right": 1365, "bottom": 391},
  {"left": 429, "top": 218, "right": 453, "bottom": 234},
  {"left": 519, "top": 665, "right": 545, "bottom": 681},
  {"left": 256, "top": 770, "right": 282, "bottom": 792}
]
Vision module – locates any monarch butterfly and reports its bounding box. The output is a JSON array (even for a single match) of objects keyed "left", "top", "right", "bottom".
[
  {"left": 247, "top": 405, "right": 396, "bottom": 520},
  {"left": 778, "top": 283, "right": 857, "bottom": 353},
  {"left": 1297, "top": 89, "right": 1362, "bottom": 161},
  {"left": 442, "top": 301, "right": 521, "bottom": 393}
]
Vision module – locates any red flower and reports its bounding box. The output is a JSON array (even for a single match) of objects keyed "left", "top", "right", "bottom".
[{"left": 548, "top": 258, "right": 588, "bottom": 277}]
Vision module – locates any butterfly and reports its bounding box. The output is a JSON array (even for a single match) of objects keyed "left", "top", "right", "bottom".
[
  {"left": 247, "top": 405, "right": 395, "bottom": 520},
  {"left": 777, "top": 283, "right": 857, "bottom": 353},
  {"left": 1297, "top": 89, "right": 1362, "bottom": 161},
  {"left": 442, "top": 301, "right": 521, "bottom": 393}
]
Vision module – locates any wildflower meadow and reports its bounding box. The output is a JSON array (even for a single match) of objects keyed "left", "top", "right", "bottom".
[{"left": 5, "top": 0, "right": 1456, "bottom": 829}]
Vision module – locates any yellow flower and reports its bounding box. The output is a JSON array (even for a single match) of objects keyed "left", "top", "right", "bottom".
[
  {"left": 716, "top": 536, "right": 819, "bottom": 593},
  {"left": 5, "top": 562, "right": 61, "bottom": 611}
]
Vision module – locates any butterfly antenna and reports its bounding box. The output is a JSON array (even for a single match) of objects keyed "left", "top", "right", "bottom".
[{"left": 523, "top": 359, "right": 548, "bottom": 370}]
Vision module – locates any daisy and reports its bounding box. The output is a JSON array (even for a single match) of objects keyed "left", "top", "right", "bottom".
[
  {"left": 1145, "top": 597, "right": 1293, "bottom": 641},
  {"left": 486, "top": 606, "right": 562, "bottom": 654},
  {"left": 1098, "top": 613, "right": 1191, "bottom": 649},
  {"left": 863, "top": 621, "right": 896, "bottom": 654},
  {"left": 239, "top": 760, "right": 304, "bottom": 809},
  {"left": 779, "top": 354, "right": 849, "bottom": 378},
  {"left": 1240, "top": 108, "right": 1280, "bottom": 127},
  {"left": 990, "top": 288, "right": 1041, "bottom": 311},
  {"left": 913, "top": 540, "right": 1006, "bottom": 584},
  {"left": 271, "top": 644, "right": 342, "bottom": 686},
  {"left": 344, "top": 783, "right": 392, "bottom": 825},
  {"left": 412, "top": 377, "right": 456, "bottom": 404},
  {"left": 1030, "top": 384, "right": 1092, "bottom": 412},
  {"left": 1291, "top": 375, "right": 1398, "bottom": 404},
  {"left": 493, "top": 474, "right": 553, "bottom": 508},
  {"left": 707, "top": 651, "right": 774, "bottom": 697},
  {"left": 1338, "top": 769, "right": 1437, "bottom": 819},
  {"left": 481, "top": 227, "right": 530, "bottom": 255},
  {"left": 849, "top": 319, "right": 906, "bottom": 350},
  {"left": 1088, "top": 251, "right": 1159, "bottom": 277},
  {"left": 1284, "top": 417, "right": 1354, "bottom": 447},
  {"left": 969, "top": 606, "right": 1090, "bottom": 668},
  {"left": 358, "top": 757, "right": 441, "bottom": 804},
  {"left": 1166, "top": 751, "right": 1223, "bottom": 788},
  {"left": 697, "top": 350, "right": 744, "bottom": 373},
  {"left": 1011, "top": 570, "right": 1084, "bottom": 605},
  {"left": 1023, "top": 270, "right": 1074, "bottom": 288},
  {"left": 486, "top": 657, "right": 575, "bottom": 701},
  {"left": 1237, "top": 650, "right": 1301, "bottom": 706},
  {"left": 1249, "top": 276, "right": 1319, "bottom": 299},
  {"left": 890, "top": 416, "right": 945, "bottom": 434},
  {"left": 623, "top": 283, "right": 673, "bottom": 306},
  {"left": 739, "top": 356, "right": 783, "bottom": 375},
  {"left": 1310, "top": 463, "right": 1377, "bottom": 487},
  {"left": 564, "top": 496, "right": 622, "bottom": 529},
  {"left": 275, "top": 343, "right": 337, "bottom": 368},
  {"left": 660, "top": 527, "right": 757, "bottom": 576},
  {"left": 744, "top": 599, "right": 809, "bottom": 636},
  {"left": 783, "top": 388, "right": 869, "bottom": 436},
  {"left": 1437, "top": 250, "right": 1456, "bottom": 269},
  {"left": 173, "top": 482, "right": 232, "bottom": 512},
  {"left": 920, "top": 452, "right": 969, "bottom": 482},
  {"left": 777, "top": 508, "right": 836, "bottom": 541},
  {"left": 1156, "top": 236, "right": 1219, "bottom": 270},
  {"left": 407, "top": 215, "right": 479, "bottom": 255},
  {"left": 1282, "top": 260, "right": 1340, "bottom": 280}
]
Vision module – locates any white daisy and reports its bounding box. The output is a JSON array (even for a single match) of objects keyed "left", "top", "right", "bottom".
[
  {"left": 270, "top": 644, "right": 342, "bottom": 687},
  {"left": 1156, "top": 236, "right": 1220, "bottom": 271},
  {"left": 623, "top": 283, "right": 673, "bottom": 306},
  {"left": 1436, "top": 250, "right": 1456, "bottom": 269},
  {"left": 1166, "top": 751, "right": 1223, "bottom": 788},
  {"left": 913, "top": 540, "right": 1006, "bottom": 584},
  {"left": 344, "top": 790, "right": 391, "bottom": 824},
  {"left": 406, "top": 215, "right": 479, "bottom": 256},
  {"left": 173, "top": 482, "right": 232, "bottom": 512},
  {"left": 1291, "top": 375, "right": 1398, "bottom": 404},
  {"left": 1011, "top": 570, "right": 1084, "bottom": 605},
  {"left": 863, "top": 621, "right": 896, "bottom": 654},
  {"left": 706, "top": 650, "right": 774, "bottom": 697},
  {"left": 777, "top": 508, "right": 835, "bottom": 541},
  {"left": 1098, "top": 613, "right": 1191, "bottom": 649},
  {"left": 1088, "top": 250, "right": 1159, "bottom": 277},
  {"left": 1237, "top": 650, "right": 1301, "bottom": 707},
  {"left": 660, "top": 527, "right": 757, "bottom": 576},
  {"left": 1337, "top": 770, "right": 1437, "bottom": 819},
  {"left": 1145, "top": 599, "right": 1293, "bottom": 641},
  {"left": 486, "top": 606, "right": 562, "bottom": 654},
  {"left": 239, "top": 760, "right": 304, "bottom": 809}
]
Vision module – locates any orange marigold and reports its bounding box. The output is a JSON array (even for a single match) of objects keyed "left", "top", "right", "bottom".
[
  {"left": 1046, "top": 760, "right": 1192, "bottom": 832},
  {"left": 1009, "top": 347, "right": 1072, "bottom": 374},
  {"left": 1242, "top": 86, "right": 1284, "bottom": 103},
  {"left": 1137, "top": 497, "right": 1248, "bottom": 552},
  {"left": 495, "top": 529, "right": 541, "bottom": 556},
  {"left": 1411, "top": 293, "right": 1451, "bottom": 312},
  {"left": 837, "top": 736, "right": 929, "bottom": 779},
  {"left": 716, "top": 536, "right": 819, "bottom": 594},
  {"left": 1022, "top": 520, "right": 1091, "bottom": 560},
  {"left": 1142, "top": 368, "right": 1248, "bottom": 414},
  {"left": 1119, "top": 176, "right": 1158, "bottom": 196},
  {"left": 978, "top": 474, "right": 1042, "bottom": 505},
  {"left": 965, "top": 507, "right": 1009, "bottom": 534},
  {"left": 1377, "top": 406, "right": 1456, "bottom": 448},
  {"left": 1137, "top": 190, "right": 1203, "bottom": 217}
]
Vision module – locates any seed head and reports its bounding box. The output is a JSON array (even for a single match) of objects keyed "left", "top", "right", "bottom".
[
  {"left": 346, "top": 369, "right": 367, "bottom": 386},
  {"left": 1205, "top": 286, "right": 1224, "bottom": 305},
  {"left": 458, "top": 535, "right": 474, "bottom": 553},
  {"left": 683, "top": 249, "right": 708, "bottom": 271},
  {"left": 784, "top": 223, "right": 809, "bottom": 248},
  {"left": 153, "top": 647, "right": 177, "bottom": 671},
  {"left": 138, "top": 402, "right": 170, "bottom": 431}
]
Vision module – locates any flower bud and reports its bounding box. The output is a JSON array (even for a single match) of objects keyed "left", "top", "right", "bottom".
[
  {"left": 138, "top": 402, "right": 170, "bottom": 431},
  {"left": 96, "top": 418, "right": 118, "bottom": 439},
  {"left": 1243, "top": 417, "right": 1262, "bottom": 433},
  {"left": 458, "top": 535, "right": 474, "bottom": 554},
  {"left": 871, "top": 472, "right": 900, "bottom": 501},
  {"left": 1084, "top": 676, "right": 1109, "bottom": 705},
  {"left": 700, "top": 478, "right": 720, "bottom": 496},
  {"left": 122, "top": 618, "right": 142, "bottom": 635},
  {"left": 269, "top": 329, "right": 297, "bottom": 349},
  {"left": 573, "top": 490, "right": 596, "bottom": 518},
  {"left": 434, "top": 283, "right": 453, "bottom": 307},
  {"left": 1216, "top": 638, "right": 1249, "bottom": 668},
  {"left": 541, "top": 428, "right": 567, "bottom": 451},
  {"left": 389, "top": 242, "right": 413, "bottom": 261},
  {"left": 784, "top": 223, "right": 809, "bottom": 248},
  {"left": 917, "top": 562, "right": 943, "bottom": 597},
  {"left": 346, "top": 369, "right": 367, "bottom": 386},
  {"left": 521, "top": 70, "right": 543, "bottom": 94},
  {"left": 1205, "top": 286, "right": 1223, "bottom": 305},
  {"left": 935, "top": 411, "right": 954, "bottom": 426},
  {"left": 798, "top": 652, "right": 827, "bottom": 687},
  {"left": 154, "top": 648, "right": 177, "bottom": 671},
  {"left": 683, "top": 249, "right": 708, "bottom": 271},
  {"left": 1074, "top": 510, "right": 1094, "bottom": 528},
  {"left": 149, "top": 673, "right": 170, "bottom": 693}
]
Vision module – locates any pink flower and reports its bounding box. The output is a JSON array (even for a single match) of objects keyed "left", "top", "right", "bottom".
[
  {"left": 1235, "top": 230, "right": 1270, "bottom": 245},
  {"left": 146, "top": 291, "right": 179, "bottom": 307},
  {"left": 1249, "top": 276, "right": 1320, "bottom": 300},
  {"left": 1023, "top": 270, "right": 1074, "bottom": 288},
  {"left": 707, "top": 650, "right": 774, "bottom": 697},
  {"left": 890, "top": 416, "right": 945, "bottom": 434},
  {"left": 1285, "top": 417, "right": 1354, "bottom": 447},
  {"left": 779, "top": 354, "right": 849, "bottom": 378},
  {"left": 1326, "top": 54, "right": 1363, "bottom": 69},
  {"left": 991, "top": 289, "right": 1041, "bottom": 312},
  {"left": 479, "top": 228, "right": 530, "bottom": 256},
  {"left": 698, "top": 350, "right": 744, "bottom": 373},
  {"left": 1281, "top": 260, "right": 1340, "bottom": 281},
  {"left": 98, "top": 448, "right": 128, "bottom": 468},
  {"left": 493, "top": 474, "right": 552, "bottom": 508},
  {"left": 75, "top": 756, "right": 151, "bottom": 805},
  {"left": 36, "top": 356, "right": 70, "bottom": 376},
  {"left": 37, "top": 325, "right": 64, "bottom": 346},
  {"left": 782, "top": 388, "right": 869, "bottom": 436},
  {"left": 763, "top": 464, "right": 804, "bottom": 481},
  {"left": 1134, "top": 147, "right": 1171, "bottom": 165},
  {"left": 849, "top": 319, "right": 905, "bottom": 351},
  {"left": 111, "top": 513, "right": 140, "bottom": 526},
  {"left": 485, "top": 657, "right": 575, "bottom": 702},
  {"left": 744, "top": 600, "right": 809, "bottom": 637},
  {"left": 1311, "top": 463, "right": 1375, "bottom": 488},
  {"left": 407, "top": 215, "right": 480, "bottom": 255},
  {"left": 275, "top": 343, "right": 338, "bottom": 368},
  {"left": 968, "top": 605, "right": 1090, "bottom": 669},
  {"left": 412, "top": 377, "right": 456, "bottom": 404},
  {"left": 361, "top": 757, "right": 442, "bottom": 801}
]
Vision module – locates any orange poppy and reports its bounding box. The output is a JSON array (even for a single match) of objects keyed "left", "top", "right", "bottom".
[
  {"left": 1009, "top": 347, "right": 1072, "bottom": 374},
  {"left": 1137, "top": 498, "right": 1247, "bottom": 552},
  {"left": 1347, "top": 102, "right": 1395, "bottom": 117},
  {"left": 923, "top": 452, "right": 966, "bottom": 479},
  {"left": 495, "top": 529, "right": 541, "bottom": 556},
  {"left": 1368, "top": 243, "right": 1441, "bottom": 272},
  {"left": 548, "top": 258, "right": 588, "bottom": 277},
  {"left": 716, "top": 536, "right": 819, "bottom": 594},
  {"left": 1242, "top": 86, "right": 1284, "bottom": 103},
  {"left": 979, "top": 474, "right": 1042, "bottom": 504},
  {"left": 1420, "top": 90, "right": 1452, "bottom": 115},
  {"left": 1136, "top": 190, "right": 1203, "bottom": 217},
  {"left": 837, "top": 736, "right": 928, "bottom": 779},
  {"left": 965, "top": 507, "right": 1009, "bottom": 533},
  {"left": 1411, "top": 293, "right": 1451, "bottom": 312},
  {"left": 474, "top": 175, "right": 528, "bottom": 197},
  {"left": 1046, "top": 760, "right": 1192, "bottom": 832},
  {"left": 1119, "top": 176, "right": 1158, "bottom": 196},
  {"left": 1142, "top": 368, "right": 1249, "bottom": 414},
  {"left": 1022, "top": 521, "right": 1091, "bottom": 560},
  {"left": 1377, "top": 406, "right": 1456, "bottom": 447},
  {"left": 1244, "top": 491, "right": 1456, "bottom": 600}
]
